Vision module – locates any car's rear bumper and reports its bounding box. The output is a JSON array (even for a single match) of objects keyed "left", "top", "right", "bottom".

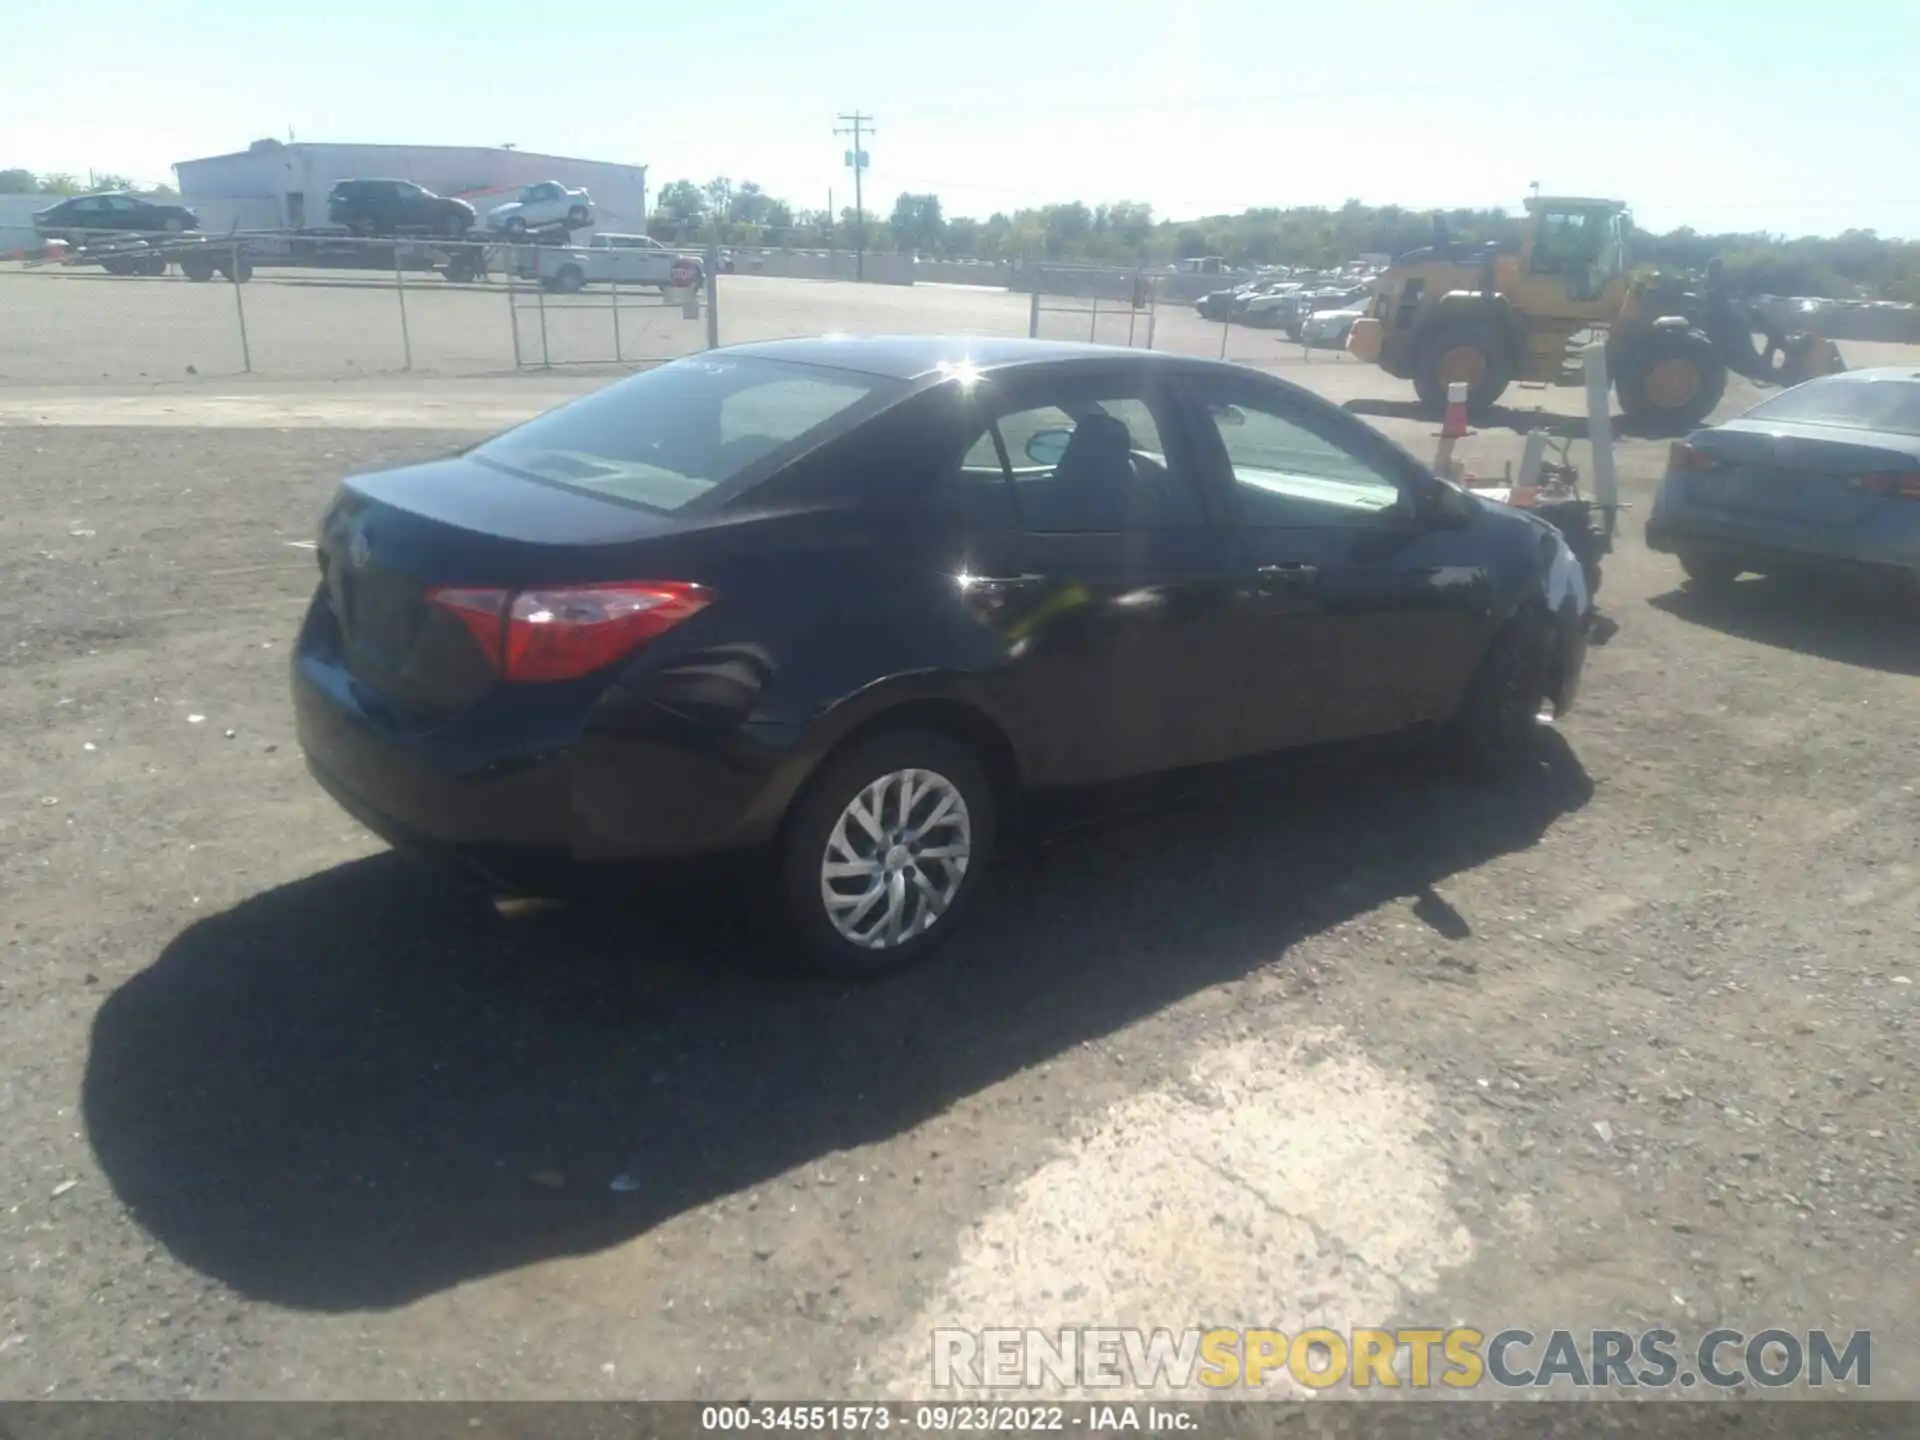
[
  {"left": 1647, "top": 511, "right": 1920, "bottom": 580},
  {"left": 292, "top": 603, "right": 799, "bottom": 868}
]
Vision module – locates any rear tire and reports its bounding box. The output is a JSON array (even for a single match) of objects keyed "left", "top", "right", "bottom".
[
  {"left": 1450, "top": 612, "right": 1554, "bottom": 781},
  {"left": 551, "top": 264, "right": 585, "bottom": 294},
  {"left": 567, "top": 205, "right": 589, "bottom": 227},
  {"left": 776, "top": 730, "right": 995, "bottom": 978},
  {"left": 1679, "top": 548, "right": 1744, "bottom": 593},
  {"left": 181, "top": 254, "right": 216, "bottom": 283},
  {"left": 1413, "top": 318, "right": 1514, "bottom": 416}
]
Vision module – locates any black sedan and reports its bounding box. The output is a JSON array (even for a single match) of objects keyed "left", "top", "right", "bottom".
[
  {"left": 293, "top": 336, "right": 1592, "bottom": 975},
  {"left": 33, "top": 192, "right": 200, "bottom": 240}
]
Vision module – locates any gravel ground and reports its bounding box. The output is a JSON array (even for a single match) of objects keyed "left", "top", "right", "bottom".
[{"left": 0, "top": 355, "right": 1917, "bottom": 1405}]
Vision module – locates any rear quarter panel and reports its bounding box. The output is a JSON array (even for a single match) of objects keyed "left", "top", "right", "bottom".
[{"left": 572, "top": 504, "right": 1014, "bottom": 854}]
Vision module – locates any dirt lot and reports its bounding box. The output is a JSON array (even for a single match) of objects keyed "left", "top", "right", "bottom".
[{"left": 1, "top": 305, "right": 1919, "bottom": 1405}]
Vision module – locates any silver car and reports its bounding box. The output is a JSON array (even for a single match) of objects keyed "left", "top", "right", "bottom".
[{"left": 1646, "top": 367, "right": 1919, "bottom": 591}]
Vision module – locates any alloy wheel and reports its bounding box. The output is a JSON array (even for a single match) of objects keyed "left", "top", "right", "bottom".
[{"left": 819, "top": 768, "right": 972, "bottom": 950}]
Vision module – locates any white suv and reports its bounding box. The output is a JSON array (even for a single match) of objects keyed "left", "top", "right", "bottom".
[{"left": 486, "top": 181, "right": 593, "bottom": 234}]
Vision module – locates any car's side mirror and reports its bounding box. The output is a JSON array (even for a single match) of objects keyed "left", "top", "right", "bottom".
[{"left": 1025, "top": 428, "right": 1073, "bottom": 466}]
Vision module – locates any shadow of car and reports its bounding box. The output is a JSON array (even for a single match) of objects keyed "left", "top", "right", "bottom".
[
  {"left": 1649, "top": 572, "right": 1920, "bottom": 677},
  {"left": 84, "top": 733, "right": 1589, "bottom": 1312}
]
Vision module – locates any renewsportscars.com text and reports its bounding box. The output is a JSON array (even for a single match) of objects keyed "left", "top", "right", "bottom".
[{"left": 931, "top": 1326, "right": 1871, "bottom": 1391}]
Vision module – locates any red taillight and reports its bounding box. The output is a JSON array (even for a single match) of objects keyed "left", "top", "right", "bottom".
[
  {"left": 426, "top": 581, "right": 708, "bottom": 683},
  {"left": 1669, "top": 442, "right": 1720, "bottom": 473},
  {"left": 1853, "top": 470, "right": 1920, "bottom": 500}
]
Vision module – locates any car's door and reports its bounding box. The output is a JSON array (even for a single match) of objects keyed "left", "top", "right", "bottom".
[
  {"left": 97, "top": 197, "right": 141, "bottom": 230},
  {"left": 393, "top": 182, "right": 427, "bottom": 226},
  {"left": 924, "top": 367, "right": 1243, "bottom": 785},
  {"left": 65, "top": 197, "right": 107, "bottom": 233},
  {"left": 1174, "top": 375, "right": 1494, "bottom": 751}
]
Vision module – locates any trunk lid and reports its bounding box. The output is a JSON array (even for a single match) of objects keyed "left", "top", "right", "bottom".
[
  {"left": 1681, "top": 421, "right": 1920, "bottom": 529},
  {"left": 315, "top": 454, "right": 701, "bottom": 717}
]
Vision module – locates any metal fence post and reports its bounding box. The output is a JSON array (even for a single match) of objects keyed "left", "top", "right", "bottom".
[
  {"left": 1145, "top": 282, "right": 1158, "bottom": 350},
  {"left": 1089, "top": 292, "right": 1099, "bottom": 342},
  {"left": 610, "top": 273, "right": 623, "bottom": 363},
  {"left": 394, "top": 248, "right": 413, "bottom": 372},
  {"left": 705, "top": 245, "right": 721, "bottom": 350},
  {"left": 229, "top": 241, "right": 252, "bottom": 374},
  {"left": 1028, "top": 286, "right": 1041, "bottom": 339},
  {"left": 1582, "top": 341, "right": 1619, "bottom": 524},
  {"left": 507, "top": 269, "right": 523, "bottom": 368},
  {"left": 536, "top": 268, "right": 552, "bottom": 368},
  {"left": 1218, "top": 310, "right": 1231, "bottom": 361}
]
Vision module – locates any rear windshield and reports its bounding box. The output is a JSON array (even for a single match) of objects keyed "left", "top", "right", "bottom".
[
  {"left": 471, "top": 355, "right": 901, "bottom": 512},
  {"left": 1743, "top": 375, "right": 1920, "bottom": 437}
]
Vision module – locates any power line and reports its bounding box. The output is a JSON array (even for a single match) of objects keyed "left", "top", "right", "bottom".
[{"left": 833, "top": 112, "right": 873, "bottom": 280}]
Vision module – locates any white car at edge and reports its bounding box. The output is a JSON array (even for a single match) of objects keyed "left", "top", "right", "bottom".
[{"left": 486, "top": 181, "right": 594, "bottom": 235}]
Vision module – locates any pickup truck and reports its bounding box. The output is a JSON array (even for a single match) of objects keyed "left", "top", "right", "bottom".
[
  {"left": 511, "top": 234, "right": 706, "bottom": 292},
  {"left": 486, "top": 181, "right": 593, "bottom": 235}
]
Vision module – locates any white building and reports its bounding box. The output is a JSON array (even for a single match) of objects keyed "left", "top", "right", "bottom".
[{"left": 172, "top": 140, "right": 648, "bottom": 235}]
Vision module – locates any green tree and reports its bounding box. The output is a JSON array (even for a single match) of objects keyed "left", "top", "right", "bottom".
[
  {"left": 656, "top": 179, "right": 708, "bottom": 220},
  {"left": 0, "top": 168, "right": 36, "bottom": 193},
  {"left": 889, "top": 192, "right": 946, "bottom": 254}
]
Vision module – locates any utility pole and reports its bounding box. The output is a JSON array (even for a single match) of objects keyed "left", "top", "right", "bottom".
[{"left": 834, "top": 112, "right": 873, "bottom": 280}]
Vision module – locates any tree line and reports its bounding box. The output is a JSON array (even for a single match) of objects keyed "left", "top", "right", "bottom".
[
  {"left": 648, "top": 178, "right": 1920, "bottom": 303},
  {"left": 0, "top": 168, "right": 178, "bottom": 198}
]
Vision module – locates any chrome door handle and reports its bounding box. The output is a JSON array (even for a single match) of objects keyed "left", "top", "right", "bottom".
[
  {"left": 1254, "top": 563, "right": 1318, "bottom": 593},
  {"left": 963, "top": 573, "right": 1045, "bottom": 598}
]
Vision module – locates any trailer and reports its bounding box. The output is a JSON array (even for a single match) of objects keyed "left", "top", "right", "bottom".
[{"left": 32, "top": 227, "right": 503, "bottom": 284}]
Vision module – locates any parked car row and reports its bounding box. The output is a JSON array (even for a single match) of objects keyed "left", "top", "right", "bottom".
[{"left": 1196, "top": 272, "right": 1378, "bottom": 340}]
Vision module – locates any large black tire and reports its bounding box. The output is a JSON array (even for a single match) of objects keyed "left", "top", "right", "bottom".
[
  {"left": 1678, "top": 548, "right": 1744, "bottom": 593},
  {"left": 503, "top": 216, "right": 527, "bottom": 236},
  {"left": 1615, "top": 328, "right": 1728, "bottom": 435},
  {"left": 567, "top": 205, "right": 589, "bottom": 227},
  {"left": 180, "top": 253, "right": 217, "bottom": 283},
  {"left": 776, "top": 729, "right": 995, "bottom": 978},
  {"left": 1413, "top": 318, "right": 1515, "bottom": 416},
  {"left": 549, "top": 263, "right": 585, "bottom": 294},
  {"left": 1450, "top": 612, "right": 1555, "bottom": 781}
]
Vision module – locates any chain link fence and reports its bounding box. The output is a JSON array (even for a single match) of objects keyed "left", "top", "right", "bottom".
[{"left": 1, "top": 237, "right": 1365, "bottom": 385}]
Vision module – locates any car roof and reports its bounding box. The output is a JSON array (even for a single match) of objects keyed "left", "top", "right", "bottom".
[
  {"left": 1792, "top": 366, "right": 1920, "bottom": 386},
  {"left": 716, "top": 334, "right": 1244, "bottom": 382}
]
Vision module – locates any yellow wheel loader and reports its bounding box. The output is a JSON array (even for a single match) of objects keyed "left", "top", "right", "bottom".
[{"left": 1346, "top": 196, "right": 1847, "bottom": 435}]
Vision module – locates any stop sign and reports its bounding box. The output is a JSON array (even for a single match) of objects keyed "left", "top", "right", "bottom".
[{"left": 670, "top": 258, "right": 699, "bottom": 289}]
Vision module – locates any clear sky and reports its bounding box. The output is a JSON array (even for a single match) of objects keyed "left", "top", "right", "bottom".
[{"left": 6, "top": 0, "right": 1915, "bottom": 237}]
